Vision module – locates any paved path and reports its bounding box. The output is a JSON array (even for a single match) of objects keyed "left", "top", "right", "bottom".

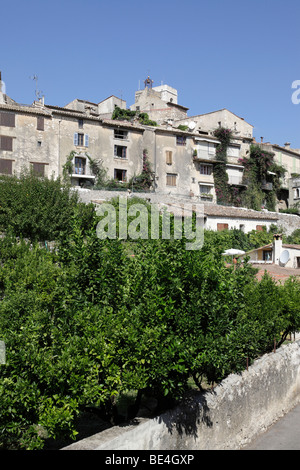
[{"left": 244, "top": 402, "right": 300, "bottom": 450}]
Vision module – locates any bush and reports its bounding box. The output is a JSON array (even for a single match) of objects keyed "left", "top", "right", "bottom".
[{"left": 0, "top": 171, "right": 94, "bottom": 241}]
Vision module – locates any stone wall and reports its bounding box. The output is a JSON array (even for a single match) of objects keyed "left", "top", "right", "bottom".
[{"left": 63, "top": 340, "right": 300, "bottom": 450}]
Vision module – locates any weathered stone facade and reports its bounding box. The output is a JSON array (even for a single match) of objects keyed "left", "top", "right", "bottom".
[{"left": 0, "top": 73, "right": 299, "bottom": 206}]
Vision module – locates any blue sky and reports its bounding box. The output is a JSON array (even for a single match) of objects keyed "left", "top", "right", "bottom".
[{"left": 2, "top": 0, "right": 300, "bottom": 148}]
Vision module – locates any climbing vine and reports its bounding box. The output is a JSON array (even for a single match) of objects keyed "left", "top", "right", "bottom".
[
  {"left": 129, "top": 149, "right": 153, "bottom": 191},
  {"left": 213, "top": 127, "right": 233, "bottom": 205},
  {"left": 239, "top": 145, "right": 286, "bottom": 211}
]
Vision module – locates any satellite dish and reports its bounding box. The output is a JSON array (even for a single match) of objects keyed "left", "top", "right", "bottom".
[
  {"left": 188, "top": 121, "right": 196, "bottom": 130},
  {"left": 279, "top": 250, "right": 290, "bottom": 265}
]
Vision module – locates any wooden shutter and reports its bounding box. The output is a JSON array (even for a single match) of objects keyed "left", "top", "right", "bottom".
[
  {"left": 0, "top": 136, "right": 13, "bottom": 151},
  {"left": 166, "top": 151, "right": 172, "bottom": 165},
  {"left": 217, "top": 223, "right": 229, "bottom": 231},
  {"left": 0, "top": 159, "right": 13, "bottom": 174},
  {"left": 32, "top": 162, "right": 45, "bottom": 176},
  {"left": 84, "top": 134, "right": 89, "bottom": 147},
  {"left": 37, "top": 116, "right": 44, "bottom": 131},
  {"left": 166, "top": 173, "right": 177, "bottom": 186},
  {"left": 0, "top": 112, "right": 15, "bottom": 127},
  {"left": 256, "top": 225, "right": 264, "bottom": 232},
  {"left": 74, "top": 133, "right": 78, "bottom": 146}
]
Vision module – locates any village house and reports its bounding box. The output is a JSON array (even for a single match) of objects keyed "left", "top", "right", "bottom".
[{"left": 239, "top": 233, "right": 300, "bottom": 268}]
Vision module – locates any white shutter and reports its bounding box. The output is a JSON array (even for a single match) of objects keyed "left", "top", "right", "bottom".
[
  {"left": 84, "top": 134, "right": 89, "bottom": 147},
  {"left": 74, "top": 133, "right": 78, "bottom": 146}
]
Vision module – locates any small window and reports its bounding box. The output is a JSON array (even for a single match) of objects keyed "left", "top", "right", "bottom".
[
  {"left": 263, "top": 250, "right": 272, "bottom": 261},
  {"left": 0, "top": 136, "right": 13, "bottom": 151},
  {"left": 74, "top": 133, "right": 89, "bottom": 147},
  {"left": 217, "top": 223, "right": 228, "bottom": 231},
  {"left": 0, "top": 159, "right": 13, "bottom": 174},
  {"left": 176, "top": 135, "right": 186, "bottom": 146},
  {"left": 256, "top": 225, "right": 264, "bottom": 232},
  {"left": 166, "top": 173, "right": 177, "bottom": 186},
  {"left": 31, "top": 162, "right": 46, "bottom": 177},
  {"left": 199, "top": 184, "right": 212, "bottom": 194},
  {"left": 37, "top": 116, "right": 44, "bottom": 131},
  {"left": 0, "top": 112, "right": 15, "bottom": 127},
  {"left": 114, "top": 145, "right": 127, "bottom": 159},
  {"left": 166, "top": 151, "right": 172, "bottom": 165},
  {"left": 78, "top": 119, "right": 84, "bottom": 129},
  {"left": 114, "top": 129, "right": 128, "bottom": 140},
  {"left": 37, "top": 141, "right": 42, "bottom": 147},
  {"left": 199, "top": 164, "right": 212, "bottom": 175},
  {"left": 114, "top": 169, "right": 127, "bottom": 182}
]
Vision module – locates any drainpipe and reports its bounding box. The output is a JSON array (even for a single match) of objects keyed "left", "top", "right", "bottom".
[{"left": 58, "top": 118, "right": 61, "bottom": 178}]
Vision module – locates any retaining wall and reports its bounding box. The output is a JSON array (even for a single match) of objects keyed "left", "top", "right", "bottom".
[{"left": 63, "top": 340, "right": 300, "bottom": 450}]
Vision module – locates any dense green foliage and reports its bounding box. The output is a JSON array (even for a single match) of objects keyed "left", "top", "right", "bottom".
[
  {"left": 112, "top": 107, "right": 157, "bottom": 126},
  {"left": 1, "top": 180, "right": 300, "bottom": 449},
  {"left": 0, "top": 172, "right": 95, "bottom": 241},
  {"left": 239, "top": 145, "right": 286, "bottom": 211}
]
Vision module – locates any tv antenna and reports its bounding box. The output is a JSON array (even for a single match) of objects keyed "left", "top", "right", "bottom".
[{"left": 30, "top": 74, "right": 43, "bottom": 101}]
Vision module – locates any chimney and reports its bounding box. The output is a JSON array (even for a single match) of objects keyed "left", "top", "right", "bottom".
[
  {"left": 284, "top": 142, "right": 291, "bottom": 149},
  {"left": 273, "top": 234, "right": 282, "bottom": 264},
  {"left": 260, "top": 137, "right": 264, "bottom": 143}
]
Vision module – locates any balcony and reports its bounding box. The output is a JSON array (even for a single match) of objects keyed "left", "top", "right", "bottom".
[{"left": 262, "top": 182, "right": 273, "bottom": 191}]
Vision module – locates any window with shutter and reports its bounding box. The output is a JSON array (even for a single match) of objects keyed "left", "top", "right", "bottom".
[
  {"left": 0, "top": 136, "right": 13, "bottom": 151},
  {"left": 166, "top": 173, "right": 177, "bottom": 186},
  {"left": 114, "top": 145, "right": 127, "bottom": 158},
  {"left": 166, "top": 151, "right": 172, "bottom": 165},
  {"left": 31, "top": 162, "right": 46, "bottom": 177},
  {"left": 217, "top": 223, "right": 229, "bottom": 231},
  {"left": 114, "top": 168, "right": 127, "bottom": 182},
  {"left": 0, "top": 159, "right": 13, "bottom": 174},
  {"left": 0, "top": 112, "right": 15, "bottom": 127},
  {"left": 37, "top": 116, "right": 44, "bottom": 131}
]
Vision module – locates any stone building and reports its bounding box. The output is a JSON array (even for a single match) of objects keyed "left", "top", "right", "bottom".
[{"left": 0, "top": 72, "right": 299, "bottom": 206}]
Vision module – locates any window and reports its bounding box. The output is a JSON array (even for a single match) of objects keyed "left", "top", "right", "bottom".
[
  {"left": 114, "top": 145, "right": 127, "bottom": 159},
  {"left": 256, "top": 225, "right": 264, "bottom": 232},
  {"left": 74, "top": 133, "right": 89, "bottom": 147},
  {"left": 37, "top": 116, "right": 44, "bottom": 131},
  {"left": 166, "top": 173, "right": 177, "bottom": 186},
  {"left": 199, "top": 164, "right": 212, "bottom": 175},
  {"left": 37, "top": 141, "right": 42, "bottom": 147},
  {"left": 217, "top": 223, "right": 228, "bottom": 231},
  {"left": 0, "top": 136, "right": 13, "bottom": 151},
  {"left": 74, "top": 157, "right": 86, "bottom": 175},
  {"left": 0, "top": 159, "right": 13, "bottom": 174},
  {"left": 166, "top": 151, "right": 173, "bottom": 165},
  {"left": 78, "top": 119, "right": 84, "bottom": 129},
  {"left": 263, "top": 250, "right": 272, "bottom": 261},
  {"left": 199, "top": 184, "right": 212, "bottom": 194},
  {"left": 114, "top": 169, "right": 127, "bottom": 182},
  {"left": 31, "top": 162, "right": 46, "bottom": 177},
  {"left": 0, "top": 112, "right": 15, "bottom": 127},
  {"left": 176, "top": 135, "right": 186, "bottom": 146},
  {"left": 114, "top": 129, "right": 128, "bottom": 140}
]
